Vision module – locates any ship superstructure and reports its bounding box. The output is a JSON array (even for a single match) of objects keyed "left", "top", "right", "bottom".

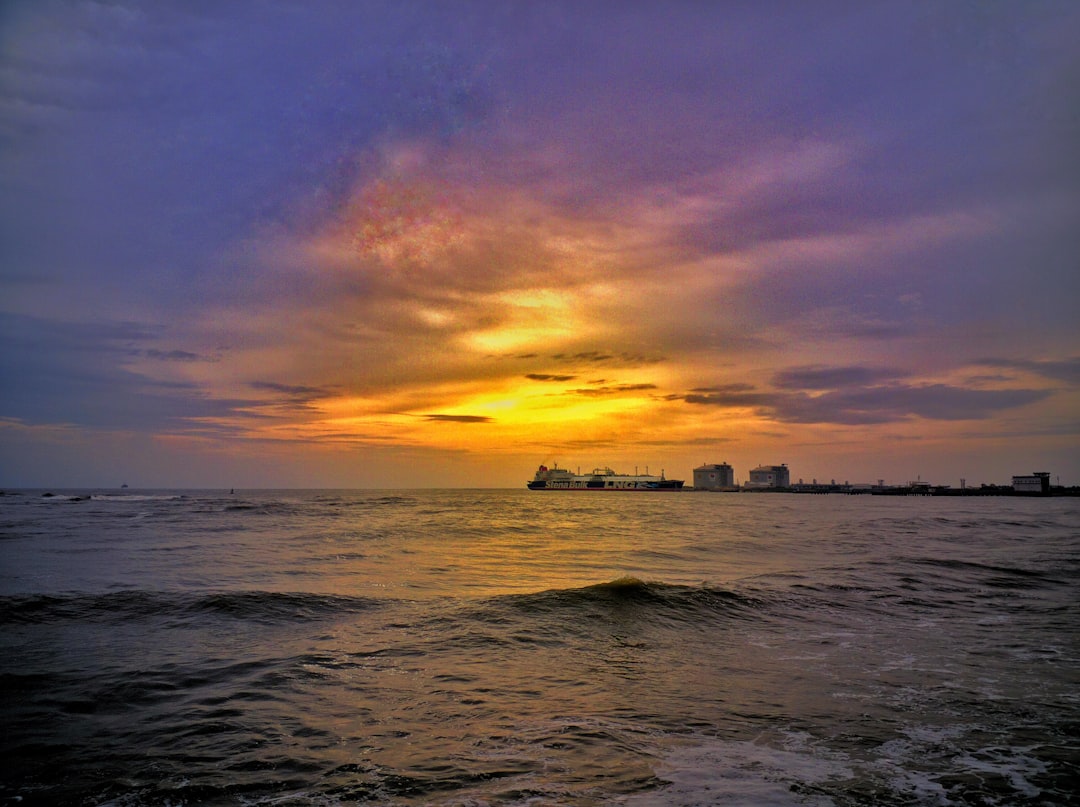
[{"left": 527, "top": 463, "right": 684, "bottom": 490}]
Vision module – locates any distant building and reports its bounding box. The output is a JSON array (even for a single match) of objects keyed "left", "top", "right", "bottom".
[
  {"left": 1012, "top": 472, "right": 1051, "bottom": 494},
  {"left": 694, "top": 463, "right": 735, "bottom": 490},
  {"left": 747, "top": 464, "right": 790, "bottom": 489}
]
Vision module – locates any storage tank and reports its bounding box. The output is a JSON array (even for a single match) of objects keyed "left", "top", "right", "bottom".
[{"left": 693, "top": 463, "right": 735, "bottom": 490}]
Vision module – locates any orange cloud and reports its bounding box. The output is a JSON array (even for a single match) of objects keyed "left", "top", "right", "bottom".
[{"left": 102, "top": 135, "right": 1076, "bottom": 484}]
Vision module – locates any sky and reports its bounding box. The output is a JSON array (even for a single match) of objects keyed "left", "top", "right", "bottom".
[{"left": 1, "top": 0, "right": 1078, "bottom": 489}]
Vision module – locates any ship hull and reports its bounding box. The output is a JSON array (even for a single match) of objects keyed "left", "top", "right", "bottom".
[
  {"left": 527, "top": 464, "right": 684, "bottom": 490},
  {"left": 527, "top": 480, "right": 684, "bottom": 490}
]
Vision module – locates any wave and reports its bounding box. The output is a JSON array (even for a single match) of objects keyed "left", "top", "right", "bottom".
[
  {"left": 313, "top": 494, "right": 419, "bottom": 507},
  {"left": 89, "top": 494, "right": 188, "bottom": 502},
  {"left": 221, "top": 494, "right": 416, "bottom": 516},
  {"left": 222, "top": 502, "right": 301, "bottom": 514},
  {"left": 776, "top": 554, "right": 1080, "bottom": 624},
  {"left": 192, "top": 591, "right": 383, "bottom": 621},
  {"left": 496, "top": 577, "right": 768, "bottom": 625},
  {"left": 1, "top": 579, "right": 768, "bottom": 631},
  {"left": 0, "top": 590, "right": 384, "bottom": 626},
  {"left": 901, "top": 556, "right": 1073, "bottom": 592}
]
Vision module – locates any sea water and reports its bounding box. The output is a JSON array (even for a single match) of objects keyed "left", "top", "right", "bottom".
[{"left": 1, "top": 489, "right": 1077, "bottom": 805}]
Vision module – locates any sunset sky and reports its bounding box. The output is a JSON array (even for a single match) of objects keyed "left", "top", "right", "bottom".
[{"left": 2, "top": 1, "right": 1078, "bottom": 488}]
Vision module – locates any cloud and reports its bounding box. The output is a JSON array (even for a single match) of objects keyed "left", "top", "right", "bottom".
[
  {"left": 0, "top": 313, "right": 160, "bottom": 347},
  {"left": 772, "top": 365, "right": 910, "bottom": 390},
  {"left": 422, "top": 414, "right": 493, "bottom": 423},
  {"left": 525, "top": 373, "right": 577, "bottom": 382},
  {"left": 773, "top": 385, "right": 1052, "bottom": 425},
  {"left": 671, "top": 384, "right": 768, "bottom": 407},
  {"left": 975, "top": 357, "right": 1080, "bottom": 386},
  {"left": 675, "top": 377, "right": 1052, "bottom": 426},
  {"left": 568, "top": 384, "right": 658, "bottom": 397},
  {"left": 142, "top": 349, "right": 205, "bottom": 362},
  {"left": 249, "top": 381, "right": 333, "bottom": 400},
  {"left": 2, "top": 2, "right": 1078, "bottom": 485},
  {"left": 550, "top": 352, "right": 664, "bottom": 366},
  {"left": 687, "top": 383, "right": 757, "bottom": 394},
  {"left": 0, "top": 312, "right": 252, "bottom": 430}
]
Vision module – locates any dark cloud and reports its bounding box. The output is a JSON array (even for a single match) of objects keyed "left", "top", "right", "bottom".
[
  {"left": 422, "top": 414, "right": 493, "bottom": 423},
  {"left": 773, "top": 365, "right": 910, "bottom": 390},
  {"left": 551, "top": 351, "right": 614, "bottom": 363},
  {"left": 549, "top": 352, "right": 664, "bottom": 366},
  {"left": 774, "top": 385, "right": 1051, "bottom": 425},
  {"left": 526, "top": 373, "right": 577, "bottom": 382},
  {"left": 569, "top": 384, "right": 657, "bottom": 397},
  {"left": 955, "top": 419, "right": 1080, "bottom": 440},
  {"left": 249, "top": 381, "right": 332, "bottom": 400},
  {"left": 0, "top": 313, "right": 162, "bottom": 349},
  {"left": 652, "top": 436, "right": 736, "bottom": 447},
  {"left": 143, "top": 349, "right": 204, "bottom": 362},
  {"left": 676, "top": 379, "right": 1052, "bottom": 425},
  {"left": 0, "top": 312, "right": 252, "bottom": 430},
  {"left": 963, "top": 374, "right": 1016, "bottom": 385},
  {"left": 975, "top": 357, "right": 1080, "bottom": 386},
  {"left": 688, "top": 383, "right": 757, "bottom": 394},
  {"left": 681, "top": 390, "right": 772, "bottom": 408}
]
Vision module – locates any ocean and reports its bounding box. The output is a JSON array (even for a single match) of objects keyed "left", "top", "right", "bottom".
[{"left": 1, "top": 489, "right": 1077, "bottom": 806}]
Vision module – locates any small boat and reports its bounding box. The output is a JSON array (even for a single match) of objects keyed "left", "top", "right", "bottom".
[{"left": 527, "top": 463, "right": 684, "bottom": 491}]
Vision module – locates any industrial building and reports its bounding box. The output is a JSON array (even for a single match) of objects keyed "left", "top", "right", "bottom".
[
  {"left": 746, "top": 464, "right": 791, "bottom": 489},
  {"left": 1012, "top": 472, "right": 1051, "bottom": 494},
  {"left": 693, "top": 463, "right": 736, "bottom": 490}
]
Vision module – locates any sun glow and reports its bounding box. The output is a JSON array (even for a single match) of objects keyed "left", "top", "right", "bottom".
[
  {"left": 460, "top": 288, "right": 581, "bottom": 353},
  {"left": 240, "top": 368, "right": 674, "bottom": 454},
  {"left": 95, "top": 95, "right": 1075, "bottom": 488}
]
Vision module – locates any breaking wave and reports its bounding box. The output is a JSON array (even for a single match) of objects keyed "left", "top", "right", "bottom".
[{"left": 0, "top": 590, "right": 384, "bottom": 626}]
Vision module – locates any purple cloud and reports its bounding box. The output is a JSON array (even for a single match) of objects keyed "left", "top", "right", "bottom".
[
  {"left": 772, "top": 365, "right": 910, "bottom": 390},
  {"left": 975, "top": 357, "right": 1080, "bottom": 386},
  {"left": 677, "top": 379, "right": 1051, "bottom": 425}
]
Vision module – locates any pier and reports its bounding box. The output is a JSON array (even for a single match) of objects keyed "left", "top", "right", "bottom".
[{"left": 687, "top": 465, "right": 1076, "bottom": 496}]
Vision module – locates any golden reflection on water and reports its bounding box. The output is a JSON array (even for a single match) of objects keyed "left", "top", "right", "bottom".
[{"left": 228, "top": 489, "right": 895, "bottom": 601}]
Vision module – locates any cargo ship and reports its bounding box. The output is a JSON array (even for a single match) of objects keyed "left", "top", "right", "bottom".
[{"left": 527, "top": 463, "right": 684, "bottom": 490}]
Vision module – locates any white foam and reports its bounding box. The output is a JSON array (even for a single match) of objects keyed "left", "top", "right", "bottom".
[
  {"left": 90, "top": 494, "right": 185, "bottom": 501},
  {"left": 869, "top": 724, "right": 1050, "bottom": 805},
  {"left": 624, "top": 736, "right": 852, "bottom": 806},
  {"left": 953, "top": 748, "right": 1047, "bottom": 799}
]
